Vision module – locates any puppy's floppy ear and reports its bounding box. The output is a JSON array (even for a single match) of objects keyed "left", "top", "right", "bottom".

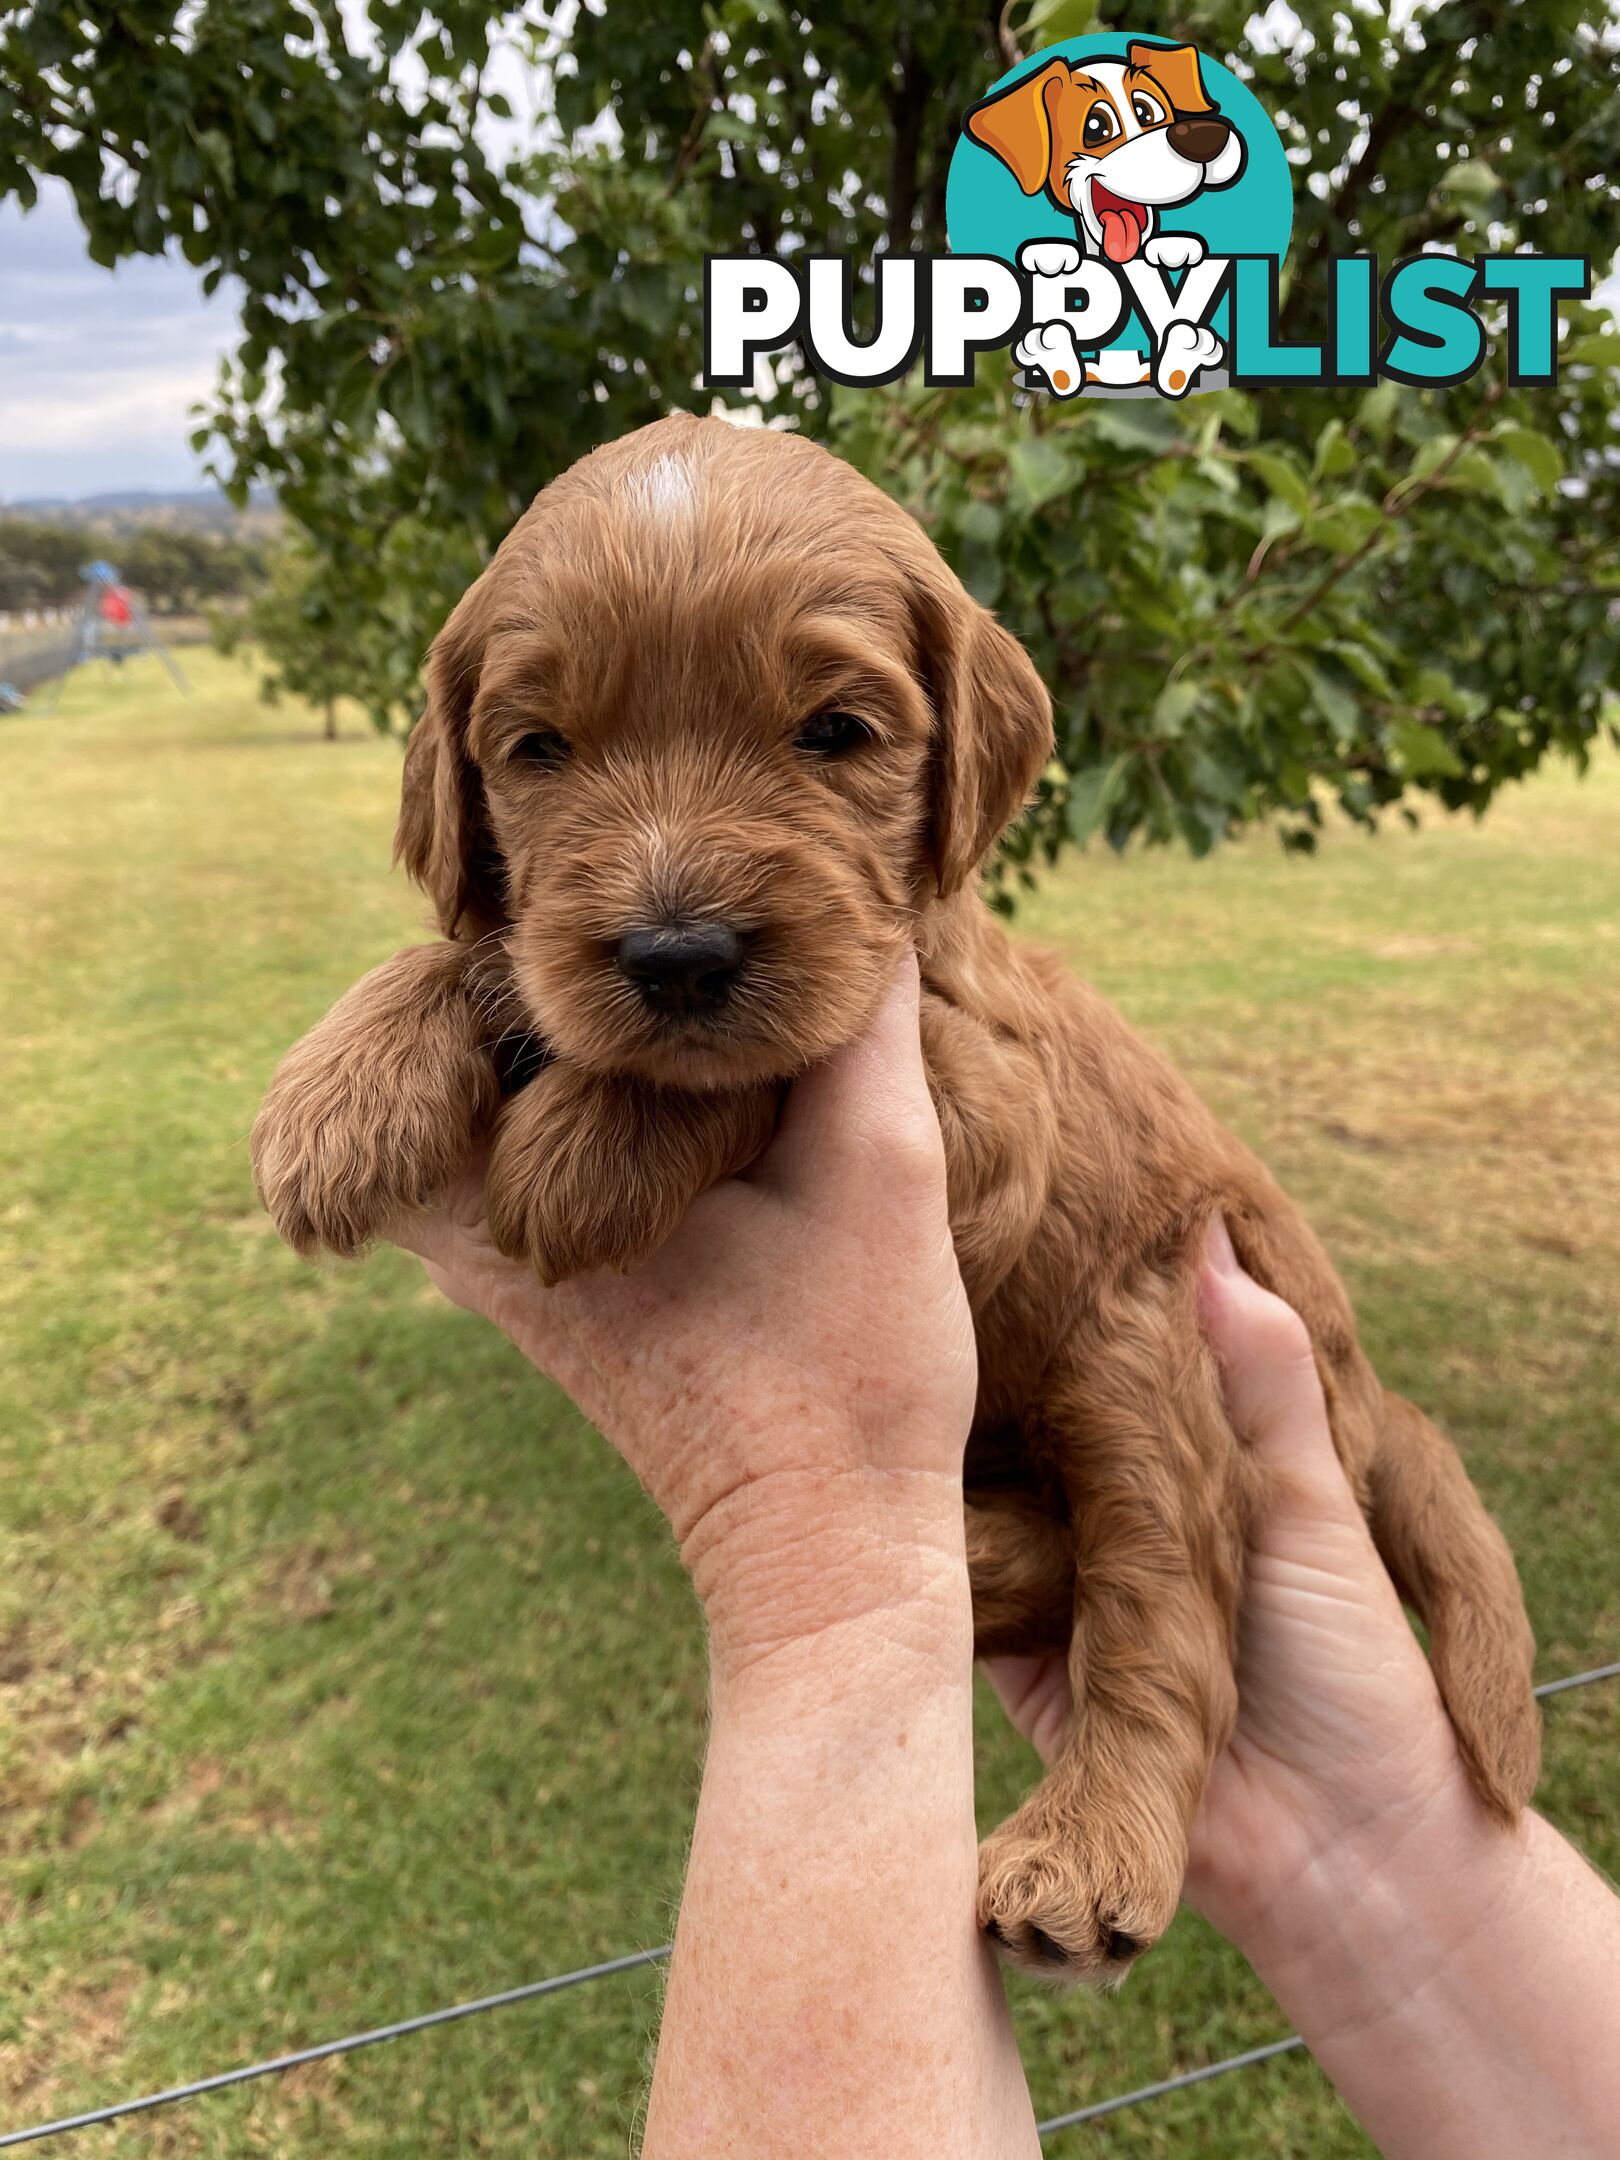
[
  {"left": 394, "top": 602, "right": 506, "bottom": 937},
  {"left": 914, "top": 569, "right": 1054, "bottom": 898},
  {"left": 964, "top": 60, "right": 1069, "bottom": 195},
  {"left": 1129, "top": 40, "right": 1215, "bottom": 116}
]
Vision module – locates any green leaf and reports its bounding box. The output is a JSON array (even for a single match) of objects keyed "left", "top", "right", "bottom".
[
  {"left": 1245, "top": 449, "right": 1312, "bottom": 514},
  {"left": 1389, "top": 717, "right": 1465, "bottom": 778},
  {"left": 1006, "top": 437, "right": 1076, "bottom": 514},
  {"left": 1151, "top": 677, "right": 1202, "bottom": 734},
  {"left": 1435, "top": 157, "right": 1501, "bottom": 201},
  {"left": 1064, "top": 754, "right": 1127, "bottom": 843},
  {"left": 1321, "top": 639, "right": 1395, "bottom": 698},
  {"left": 195, "top": 128, "right": 234, "bottom": 195},
  {"left": 1311, "top": 419, "right": 1356, "bottom": 481},
  {"left": 957, "top": 498, "right": 1003, "bottom": 546},
  {"left": 1082, "top": 400, "right": 1178, "bottom": 452},
  {"left": 1306, "top": 496, "right": 1383, "bottom": 552},
  {"left": 1019, "top": 0, "right": 1099, "bottom": 38},
  {"left": 1305, "top": 665, "right": 1361, "bottom": 744},
  {"left": 1493, "top": 425, "right": 1564, "bottom": 495},
  {"left": 1258, "top": 495, "right": 1301, "bottom": 542},
  {"left": 1354, "top": 382, "right": 1400, "bottom": 442},
  {"left": 1405, "top": 433, "right": 1461, "bottom": 486}
]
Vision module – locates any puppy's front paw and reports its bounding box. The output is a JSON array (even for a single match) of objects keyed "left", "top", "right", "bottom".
[
  {"left": 1144, "top": 233, "right": 1206, "bottom": 271},
  {"left": 484, "top": 1068, "right": 775, "bottom": 1286},
  {"left": 977, "top": 1794, "right": 1182, "bottom": 1988},
  {"left": 252, "top": 946, "right": 498, "bottom": 1257},
  {"left": 1018, "top": 239, "right": 1084, "bottom": 280},
  {"left": 486, "top": 1111, "right": 664, "bottom": 1287}
]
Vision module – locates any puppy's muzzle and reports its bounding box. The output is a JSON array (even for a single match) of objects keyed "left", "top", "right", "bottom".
[
  {"left": 616, "top": 920, "right": 748, "bottom": 1019},
  {"left": 1166, "top": 114, "right": 1230, "bottom": 163}
]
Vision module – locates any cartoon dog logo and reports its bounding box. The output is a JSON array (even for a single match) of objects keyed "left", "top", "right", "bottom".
[{"left": 965, "top": 41, "right": 1246, "bottom": 396}]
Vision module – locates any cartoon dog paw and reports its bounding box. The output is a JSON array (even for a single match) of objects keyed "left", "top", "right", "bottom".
[
  {"left": 1144, "top": 234, "right": 1207, "bottom": 272},
  {"left": 1018, "top": 239, "right": 1084, "bottom": 280},
  {"left": 1015, "top": 322, "right": 1086, "bottom": 398},
  {"left": 1154, "top": 320, "right": 1223, "bottom": 398}
]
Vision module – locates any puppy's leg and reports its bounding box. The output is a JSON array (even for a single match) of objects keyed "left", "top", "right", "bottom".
[
  {"left": 253, "top": 943, "right": 498, "bottom": 1255},
  {"left": 1370, "top": 1392, "right": 1540, "bottom": 1820},
  {"left": 485, "top": 1066, "right": 776, "bottom": 1285},
  {"left": 965, "top": 1492, "right": 1074, "bottom": 1657},
  {"left": 977, "top": 1275, "right": 1253, "bottom": 1985}
]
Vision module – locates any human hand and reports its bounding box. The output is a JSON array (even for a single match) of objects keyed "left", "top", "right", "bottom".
[
  {"left": 389, "top": 953, "right": 978, "bottom": 1671},
  {"left": 983, "top": 1216, "right": 1476, "bottom": 1970}
]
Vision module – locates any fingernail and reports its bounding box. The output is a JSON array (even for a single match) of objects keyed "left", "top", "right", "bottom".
[{"left": 1203, "top": 1212, "right": 1240, "bottom": 1277}]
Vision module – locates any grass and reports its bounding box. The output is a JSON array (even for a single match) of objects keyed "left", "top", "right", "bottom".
[{"left": 1, "top": 648, "right": 1615, "bottom": 2157}]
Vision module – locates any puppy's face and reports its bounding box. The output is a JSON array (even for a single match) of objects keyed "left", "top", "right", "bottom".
[
  {"left": 965, "top": 42, "right": 1244, "bottom": 257},
  {"left": 396, "top": 421, "right": 1051, "bottom": 1091}
]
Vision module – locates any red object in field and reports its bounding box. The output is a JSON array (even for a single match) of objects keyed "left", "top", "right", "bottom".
[{"left": 99, "top": 585, "right": 134, "bottom": 626}]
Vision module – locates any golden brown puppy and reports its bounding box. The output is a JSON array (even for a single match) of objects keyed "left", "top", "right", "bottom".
[{"left": 253, "top": 415, "right": 1540, "bottom": 1984}]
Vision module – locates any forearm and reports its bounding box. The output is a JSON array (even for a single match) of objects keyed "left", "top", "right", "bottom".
[
  {"left": 642, "top": 1502, "right": 1039, "bottom": 2160},
  {"left": 1244, "top": 1791, "right": 1620, "bottom": 2160}
]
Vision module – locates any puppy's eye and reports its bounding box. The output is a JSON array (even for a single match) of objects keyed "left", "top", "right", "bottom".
[
  {"left": 1131, "top": 92, "right": 1165, "bottom": 127},
  {"left": 510, "top": 728, "right": 572, "bottom": 769},
  {"left": 794, "top": 710, "right": 872, "bottom": 759},
  {"left": 1083, "top": 105, "right": 1118, "bottom": 147}
]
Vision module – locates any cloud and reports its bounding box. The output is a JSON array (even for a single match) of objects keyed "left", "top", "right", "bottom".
[{"left": 0, "top": 179, "right": 240, "bottom": 500}]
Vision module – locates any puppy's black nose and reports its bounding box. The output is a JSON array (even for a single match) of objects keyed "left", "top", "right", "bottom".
[
  {"left": 1168, "top": 114, "right": 1231, "bottom": 164},
  {"left": 616, "top": 922, "right": 746, "bottom": 1017}
]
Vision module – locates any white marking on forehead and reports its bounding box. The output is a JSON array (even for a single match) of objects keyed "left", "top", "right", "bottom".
[{"left": 622, "top": 451, "right": 699, "bottom": 522}]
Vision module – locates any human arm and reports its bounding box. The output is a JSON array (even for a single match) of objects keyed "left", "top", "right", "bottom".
[
  {"left": 391, "top": 956, "right": 1040, "bottom": 2160},
  {"left": 986, "top": 1218, "right": 1620, "bottom": 2160}
]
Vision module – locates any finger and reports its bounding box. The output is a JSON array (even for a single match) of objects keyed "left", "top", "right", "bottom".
[
  {"left": 978, "top": 1654, "right": 1072, "bottom": 1768},
  {"left": 382, "top": 1160, "right": 490, "bottom": 1270},
  {"left": 1198, "top": 1215, "right": 1355, "bottom": 1514},
  {"left": 756, "top": 948, "right": 943, "bottom": 1210}
]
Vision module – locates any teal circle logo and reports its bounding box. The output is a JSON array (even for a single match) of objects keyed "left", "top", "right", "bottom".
[{"left": 946, "top": 36, "right": 1292, "bottom": 396}]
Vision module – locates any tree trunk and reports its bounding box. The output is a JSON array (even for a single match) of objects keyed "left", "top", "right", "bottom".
[{"left": 324, "top": 699, "right": 337, "bottom": 741}]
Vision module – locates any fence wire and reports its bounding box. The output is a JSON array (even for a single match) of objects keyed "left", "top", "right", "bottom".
[{"left": 3, "top": 1660, "right": 1615, "bottom": 2150}]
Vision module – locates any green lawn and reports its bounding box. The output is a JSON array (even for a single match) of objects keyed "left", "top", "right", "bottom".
[{"left": 2, "top": 649, "right": 1615, "bottom": 2156}]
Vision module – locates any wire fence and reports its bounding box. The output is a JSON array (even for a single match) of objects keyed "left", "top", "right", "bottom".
[{"left": 4, "top": 1659, "right": 1615, "bottom": 2151}]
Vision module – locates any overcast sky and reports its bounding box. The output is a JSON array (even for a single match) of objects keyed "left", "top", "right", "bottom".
[
  {"left": 0, "top": 179, "right": 241, "bottom": 501},
  {"left": 0, "top": 8, "right": 544, "bottom": 506}
]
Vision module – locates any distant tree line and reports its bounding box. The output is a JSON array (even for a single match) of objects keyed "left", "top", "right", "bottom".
[{"left": 0, "top": 519, "right": 267, "bottom": 615}]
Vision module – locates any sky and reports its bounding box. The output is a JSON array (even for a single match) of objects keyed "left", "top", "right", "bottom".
[
  {"left": 0, "top": 179, "right": 241, "bottom": 501},
  {"left": 0, "top": 5, "right": 545, "bottom": 506}
]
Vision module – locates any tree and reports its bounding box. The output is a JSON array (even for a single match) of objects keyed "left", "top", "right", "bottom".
[
  {"left": 0, "top": 518, "right": 85, "bottom": 611},
  {"left": 216, "top": 536, "right": 345, "bottom": 741},
  {"left": 119, "top": 526, "right": 265, "bottom": 612},
  {"left": 4, "top": 0, "right": 1617, "bottom": 874}
]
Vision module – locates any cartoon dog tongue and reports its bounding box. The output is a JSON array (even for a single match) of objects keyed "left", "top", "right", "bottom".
[{"left": 1098, "top": 207, "right": 1140, "bottom": 262}]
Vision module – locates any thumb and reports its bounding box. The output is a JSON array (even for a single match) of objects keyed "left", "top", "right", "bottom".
[
  {"left": 759, "top": 948, "right": 943, "bottom": 1210},
  {"left": 1198, "top": 1215, "right": 1357, "bottom": 1518}
]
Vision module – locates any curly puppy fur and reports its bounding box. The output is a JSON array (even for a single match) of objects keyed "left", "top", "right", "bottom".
[{"left": 254, "top": 415, "right": 1540, "bottom": 1984}]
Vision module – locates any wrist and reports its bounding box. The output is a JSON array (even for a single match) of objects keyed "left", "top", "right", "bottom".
[
  {"left": 680, "top": 1462, "right": 971, "bottom": 1683},
  {"left": 1240, "top": 1771, "right": 1528, "bottom": 2037}
]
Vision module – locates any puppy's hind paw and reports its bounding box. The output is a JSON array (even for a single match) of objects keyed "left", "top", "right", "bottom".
[
  {"left": 976, "top": 1812, "right": 1176, "bottom": 1988},
  {"left": 1015, "top": 322, "right": 1086, "bottom": 399},
  {"left": 1155, "top": 320, "right": 1223, "bottom": 398}
]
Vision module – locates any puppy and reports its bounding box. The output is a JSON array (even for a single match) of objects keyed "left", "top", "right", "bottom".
[
  {"left": 969, "top": 42, "right": 1243, "bottom": 393},
  {"left": 253, "top": 415, "right": 1540, "bottom": 1983}
]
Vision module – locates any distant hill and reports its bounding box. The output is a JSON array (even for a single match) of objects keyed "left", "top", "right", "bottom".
[{"left": 3, "top": 488, "right": 280, "bottom": 539}]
